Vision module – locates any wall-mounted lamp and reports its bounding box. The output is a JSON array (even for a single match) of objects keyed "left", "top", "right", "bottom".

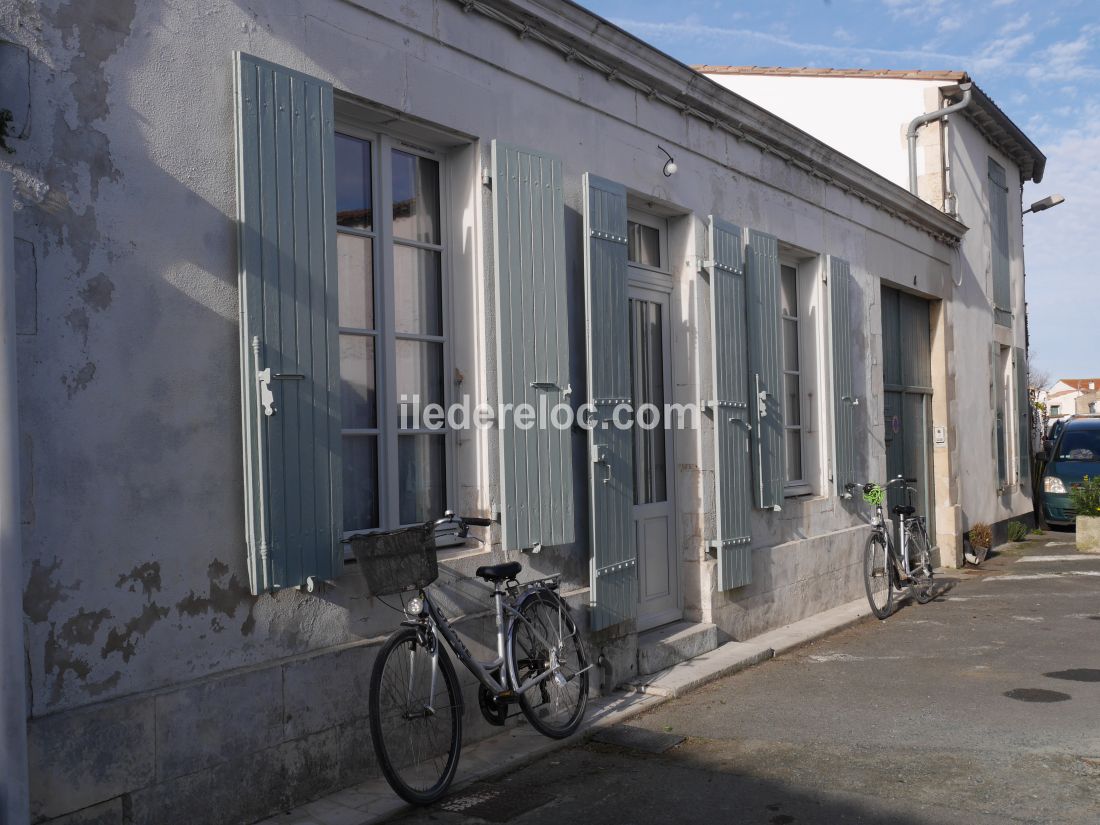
[
  {"left": 658, "top": 145, "right": 677, "bottom": 177},
  {"left": 1023, "top": 194, "right": 1065, "bottom": 214}
]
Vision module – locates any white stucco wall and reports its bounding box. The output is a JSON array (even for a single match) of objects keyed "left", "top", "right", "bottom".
[{"left": 706, "top": 74, "right": 943, "bottom": 192}]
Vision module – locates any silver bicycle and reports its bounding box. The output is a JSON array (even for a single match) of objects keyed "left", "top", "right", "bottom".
[
  {"left": 846, "top": 477, "right": 936, "bottom": 619},
  {"left": 345, "top": 512, "right": 589, "bottom": 804}
]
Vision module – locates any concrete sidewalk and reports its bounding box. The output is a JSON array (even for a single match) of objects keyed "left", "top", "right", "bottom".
[{"left": 256, "top": 597, "right": 874, "bottom": 825}]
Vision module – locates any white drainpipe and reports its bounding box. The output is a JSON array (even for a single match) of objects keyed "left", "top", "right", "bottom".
[
  {"left": 907, "top": 82, "right": 973, "bottom": 196},
  {"left": 0, "top": 170, "right": 30, "bottom": 825}
]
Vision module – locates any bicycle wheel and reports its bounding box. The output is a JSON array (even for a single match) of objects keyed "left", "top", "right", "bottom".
[
  {"left": 507, "top": 590, "right": 589, "bottom": 739},
  {"left": 369, "top": 627, "right": 462, "bottom": 805},
  {"left": 864, "top": 532, "right": 894, "bottom": 619},
  {"left": 907, "top": 522, "right": 936, "bottom": 604}
]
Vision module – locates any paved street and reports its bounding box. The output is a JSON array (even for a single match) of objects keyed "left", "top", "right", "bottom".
[{"left": 388, "top": 535, "right": 1100, "bottom": 825}]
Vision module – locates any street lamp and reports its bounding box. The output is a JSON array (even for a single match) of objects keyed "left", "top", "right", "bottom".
[{"left": 1023, "top": 194, "right": 1065, "bottom": 214}]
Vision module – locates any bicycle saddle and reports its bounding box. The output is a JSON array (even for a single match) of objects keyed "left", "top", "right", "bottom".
[
  {"left": 475, "top": 561, "right": 522, "bottom": 583},
  {"left": 892, "top": 504, "right": 916, "bottom": 516}
]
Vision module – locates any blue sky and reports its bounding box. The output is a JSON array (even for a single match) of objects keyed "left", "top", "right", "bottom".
[{"left": 585, "top": 0, "right": 1099, "bottom": 384}]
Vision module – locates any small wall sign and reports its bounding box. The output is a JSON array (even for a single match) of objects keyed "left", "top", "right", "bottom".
[{"left": 934, "top": 425, "right": 947, "bottom": 446}]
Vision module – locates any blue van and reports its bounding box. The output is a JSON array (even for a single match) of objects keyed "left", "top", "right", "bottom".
[{"left": 1041, "top": 417, "right": 1100, "bottom": 526}]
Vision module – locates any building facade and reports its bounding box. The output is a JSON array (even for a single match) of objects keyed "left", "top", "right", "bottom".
[
  {"left": 1043, "top": 379, "right": 1100, "bottom": 419},
  {"left": 0, "top": 2, "right": 1042, "bottom": 824},
  {"left": 702, "top": 67, "right": 1044, "bottom": 548}
]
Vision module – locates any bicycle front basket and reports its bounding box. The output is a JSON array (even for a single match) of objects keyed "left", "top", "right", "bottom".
[{"left": 347, "top": 522, "right": 437, "bottom": 596}]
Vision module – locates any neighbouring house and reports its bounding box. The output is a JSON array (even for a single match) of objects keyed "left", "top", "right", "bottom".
[
  {"left": 700, "top": 65, "right": 1041, "bottom": 549},
  {"left": 0, "top": 2, "right": 1046, "bottom": 824},
  {"left": 1042, "top": 379, "right": 1100, "bottom": 419}
]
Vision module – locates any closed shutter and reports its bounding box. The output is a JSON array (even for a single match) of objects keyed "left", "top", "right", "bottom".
[
  {"left": 988, "top": 158, "right": 1012, "bottom": 328},
  {"left": 234, "top": 52, "right": 341, "bottom": 594},
  {"left": 744, "top": 229, "right": 784, "bottom": 510},
  {"left": 1015, "top": 347, "right": 1030, "bottom": 484},
  {"left": 583, "top": 174, "right": 636, "bottom": 629},
  {"left": 829, "top": 256, "right": 858, "bottom": 495},
  {"left": 708, "top": 217, "right": 752, "bottom": 590},
  {"left": 491, "top": 142, "right": 574, "bottom": 551}
]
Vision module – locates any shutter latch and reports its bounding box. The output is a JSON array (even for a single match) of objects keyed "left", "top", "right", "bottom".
[{"left": 257, "top": 368, "right": 276, "bottom": 417}]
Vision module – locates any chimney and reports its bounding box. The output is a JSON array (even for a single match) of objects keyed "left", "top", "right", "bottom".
[{"left": 1090, "top": 381, "right": 1096, "bottom": 390}]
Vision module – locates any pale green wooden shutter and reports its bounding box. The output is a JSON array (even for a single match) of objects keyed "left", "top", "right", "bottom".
[
  {"left": 492, "top": 142, "right": 574, "bottom": 551},
  {"left": 988, "top": 158, "right": 1012, "bottom": 327},
  {"left": 829, "top": 256, "right": 858, "bottom": 495},
  {"left": 235, "top": 52, "right": 341, "bottom": 594},
  {"left": 1015, "top": 346, "right": 1030, "bottom": 484},
  {"left": 583, "top": 174, "right": 636, "bottom": 629},
  {"left": 744, "top": 229, "right": 784, "bottom": 510},
  {"left": 708, "top": 217, "right": 753, "bottom": 590}
]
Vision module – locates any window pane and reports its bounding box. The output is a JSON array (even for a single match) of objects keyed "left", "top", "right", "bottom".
[
  {"left": 785, "top": 429, "right": 803, "bottom": 483},
  {"left": 784, "top": 373, "right": 801, "bottom": 426},
  {"left": 337, "top": 233, "right": 374, "bottom": 329},
  {"left": 396, "top": 340, "right": 444, "bottom": 427},
  {"left": 627, "top": 221, "right": 660, "bottom": 268},
  {"left": 340, "top": 335, "right": 377, "bottom": 429},
  {"left": 342, "top": 435, "right": 379, "bottom": 531},
  {"left": 391, "top": 150, "right": 440, "bottom": 244},
  {"left": 783, "top": 318, "right": 800, "bottom": 372},
  {"left": 393, "top": 245, "right": 442, "bottom": 335},
  {"left": 780, "top": 265, "right": 798, "bottom": 317},
  {"left": 398, "top": 434, "right": 446, "bottom": 524},
  {"left": 630, "top": 299, "right": 668, "bottom": 505},
  {"left": 335, "top": 134, "right": 372, "bottom": 230}
]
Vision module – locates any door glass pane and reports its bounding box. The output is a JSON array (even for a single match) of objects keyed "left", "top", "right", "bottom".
[
  {"left": 784, "top": 373, "right": 801, "bottom": 426},
  {"left": 627, "top": 222, "right": 661, "bottom": 268},
  {"left": 630, "top": 299, "right": 667, "bottom": 505},
  {"left": 337, "top": 233, "right": 374, "bottom": 330},
  {"left": 335, "top": 134, "right": 372, "bottom": 230},
  {"left": 398, "top": 434, "right": 446, "bottom": 524},
  {"left": 391, "top": 150, "right": 440, "bottom": 244},
  {"left": 396, "top": 340, "right": 444, "bottom": 427},
  {"left": 782, "top": 318, "right": 800, "bottom": 372},
  {"left": 342, "top": 435, "right": 378, "bottom": 531},
  {"left": 393, "top": 245, "right": 442, "bottom": 335},
  {"left": 340, "top": 335, "right": 377, "bottom": 429},
  {"left": 785, "top": 429, "right": 803, "bottom": 482},
  {"left": 780, "top": 265, "right": 798, "bottom": 316}
]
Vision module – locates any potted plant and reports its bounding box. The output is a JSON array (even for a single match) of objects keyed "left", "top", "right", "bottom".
[
  {"left": 965, "top": 522, "right": 992, "bottom": 565},
  {"left": 1069, "top": 476, "right": 1100, "bottom": 553}
]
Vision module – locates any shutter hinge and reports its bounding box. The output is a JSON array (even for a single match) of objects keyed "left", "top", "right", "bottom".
[{"left": 481, "top": 168, "right": 492, "bottom": 187}]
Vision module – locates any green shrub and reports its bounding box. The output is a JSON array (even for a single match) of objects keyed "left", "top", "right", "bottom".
[
  {"left": 1007, "top": 521, "right": 1029, "bottom": 541},
  {"left": 969, "top": 522, "right": 992, "bottom": 549},
  {"left": 1069, "top": 476, "right": 1100, "bottom": 517}
]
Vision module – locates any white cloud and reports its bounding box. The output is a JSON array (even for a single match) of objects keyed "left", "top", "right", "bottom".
[
  {"left": 998, "top": 13, "right": 1031, "bottom": 36},
  {"left": 938, "top": 17, "right": 963, "bottom": 34},
  {"left": 833, "top": 26, "right": 855, "bottom": 44},
  {"left": 1024, "top": 101, "right": 1100, "bottom": 377},
  {"left": 1027, "top": 24, "right": 1100, "bottom": 83},
  {"left": 883, "top": 0, "right": 946, "bottom": 22}
]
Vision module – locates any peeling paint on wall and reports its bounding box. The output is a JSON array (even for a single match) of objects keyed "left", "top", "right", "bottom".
[
  {"left": 101, "top": 602, "right": 170, "bottom": 663},
  {"left": 23, "top": 557, "right": 79, "bottom": 624},
  {"left": 115, "top": 561, "right": 161, "bottom": 600}
]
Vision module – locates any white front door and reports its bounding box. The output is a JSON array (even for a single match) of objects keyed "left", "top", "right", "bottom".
[{"left": 629, "top": 285, "right": 680, "bottom": 631}]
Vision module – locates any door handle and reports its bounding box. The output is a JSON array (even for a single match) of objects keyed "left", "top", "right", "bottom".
[
  {"left": 257, "top": 368, "right": 276, "bottom": 417},
  {"left": 592, "top": 444, "right": 612, "bottom": 484}
]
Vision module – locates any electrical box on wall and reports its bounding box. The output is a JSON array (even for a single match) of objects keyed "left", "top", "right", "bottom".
[{"left": 934, "top": 426, "right": 947, "bottom": 446}]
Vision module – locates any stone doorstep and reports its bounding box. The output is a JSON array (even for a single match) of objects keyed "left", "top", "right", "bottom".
[
  {"left": 635, "top": 621, "right": 719, "bottom": 677},
  {"left": 254, "top": 596, "right": 873, "bottom": 825}
]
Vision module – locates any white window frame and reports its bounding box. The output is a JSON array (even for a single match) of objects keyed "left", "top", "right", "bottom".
[
  {"left": 335, "top": 124, "right": 456, "bottom": 535},
  {"left": 627, "top": 208, "right": 669, "bottom": 279},
  {"left": 779, "top": 255, "right": 825, "bottom": 498}
]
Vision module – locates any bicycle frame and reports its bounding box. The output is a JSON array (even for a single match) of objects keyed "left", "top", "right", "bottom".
[
  {"left": 869, "top": 488, "right": 925, "bottom": 582},
  {"left": 408, "top": 582, "right": 576, "bottom": 711}
]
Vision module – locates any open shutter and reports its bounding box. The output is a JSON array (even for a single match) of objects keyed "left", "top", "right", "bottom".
[
  {"left": 829, "top": 256, "right": 858, "bottom": 495},
  {"left": 744, "top": 229, "right": 784, "bottom": 510},
  {"left": 708, "top": 217, "right": 753, "bottom": 590},
  {"left": 234, "top": 52, "right": 341, "bottom": 595},
  {"left": 492, "top": 142, "right": 574, "bottom": 551},
  {"left": 1015, "top": 346, "right": 1030, "bottom": 484},
  {"left": 583, "top": 175, "right": 636, "bottom": 629},
  {"left": 988, "top": 159, "right": 1012, "bottom": 327}
]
